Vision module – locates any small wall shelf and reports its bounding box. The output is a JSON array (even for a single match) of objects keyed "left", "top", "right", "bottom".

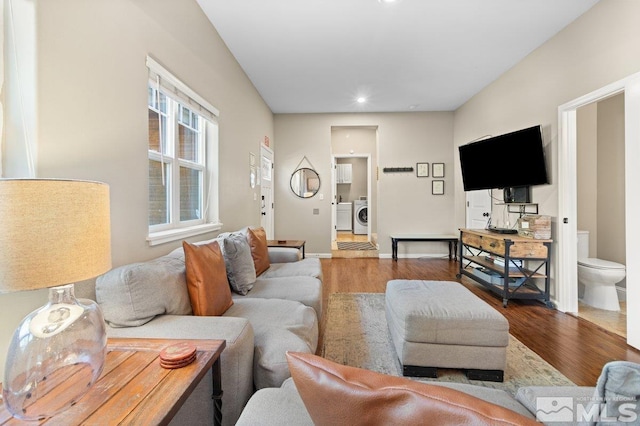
[
  {"left": 383, "top": 167, "right": 414, "bottom": 173},
  {"left": 496, "top": 203, "right": 539, "bottom": 216}
]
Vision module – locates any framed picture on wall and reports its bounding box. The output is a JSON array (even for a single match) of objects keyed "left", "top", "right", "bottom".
[
  {"left": 416, "top": 163, "right": 429, "bottom": 177},
  {"left": 432, "top": 180, "right": 444, "bottom": 195},
  {"left": 432, "top": 163, "right": 445, "bottom": 178}
]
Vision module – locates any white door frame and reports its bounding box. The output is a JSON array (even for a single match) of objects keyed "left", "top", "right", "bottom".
[
  {"left": 557, "top": 71, "right": 640, "bottom": 349},
  {"left": 331, "top": 154, "right": 372, "bottom": 240},
  {"left": 260, "top": 145, "right": 275, "bottom": 239}
]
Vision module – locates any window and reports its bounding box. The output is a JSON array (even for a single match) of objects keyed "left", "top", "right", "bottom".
[{"left": 146, "top": 57, "right": 221, "bottom": 245}]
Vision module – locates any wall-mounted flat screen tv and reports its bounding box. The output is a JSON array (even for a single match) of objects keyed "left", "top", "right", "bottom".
[{"left": 458, "top": 125, "right": 549, "bottom": 191}]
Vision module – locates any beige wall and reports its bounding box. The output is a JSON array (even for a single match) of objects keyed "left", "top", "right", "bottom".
[
  {"left": 0, "top": 0, "right": 273, "bottom": 379},
  {"left": 597, "top": 94, "right": 626, "bottom": 265},
  {"left": 454, "top": 0, "right": 640, "bottom": 227},
  {"left": 453, "top": 0, "right": 640, "bottom": 299},
  {"left": 274, "top": 112, "right": 455, "bottom": 256}
]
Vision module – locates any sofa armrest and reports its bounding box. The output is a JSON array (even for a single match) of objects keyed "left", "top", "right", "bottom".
[
  {"left": 107, "top": 315, "right": 254, "bottom": 426},
  {"left": 515, "top": 385, "right": 596, "bottom": 423},
  {"left": 268, "top": 247, "right": 301, "bottom": 263}
]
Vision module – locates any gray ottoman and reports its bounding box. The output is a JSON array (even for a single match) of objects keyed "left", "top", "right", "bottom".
[{"left": 385, "top": 280, "right": 509, "bottom": 382}]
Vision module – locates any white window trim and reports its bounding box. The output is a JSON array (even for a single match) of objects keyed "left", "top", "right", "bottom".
[
  {"left": 147, "top": 222, "right": 223, "bottom": 247},
  {"left": 146, "top": 56, "right": 219, "bottom": 119},
  {"left": 146, "top": 56, "right": 221, "bottom": 246}
]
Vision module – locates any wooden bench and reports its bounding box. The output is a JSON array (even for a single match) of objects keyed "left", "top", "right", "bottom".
[{"left": 390, "top": 234, "right": 459, "bottom": 261}]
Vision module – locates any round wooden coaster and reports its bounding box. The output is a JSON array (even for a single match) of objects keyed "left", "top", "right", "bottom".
[
  {"left": 160, "top": 353, "right": 196, "bottom": 369},
  {"left": 160, "top": 342, "right": 197, "bottom": 363}
]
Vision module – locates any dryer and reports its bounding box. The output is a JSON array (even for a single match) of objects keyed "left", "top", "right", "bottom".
[{"left": 353, "top": 200, "right": 368, "bottom": 235}]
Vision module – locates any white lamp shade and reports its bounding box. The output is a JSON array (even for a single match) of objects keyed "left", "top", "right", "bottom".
[{"left": 0, "top": 179, "right": 112, "bottom": 292}]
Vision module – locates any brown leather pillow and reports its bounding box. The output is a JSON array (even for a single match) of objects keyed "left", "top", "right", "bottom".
[
  {"left": 247, "top": 227, "right": 270, "bottom": 276},
  {"left": 286, "top": 352, "right": 538, "bottom": 426},
  {"left": 183, "top": 241, "right": 233, "bottom": 316}
]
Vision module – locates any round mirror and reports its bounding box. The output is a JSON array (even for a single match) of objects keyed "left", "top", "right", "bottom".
[{"left": 290, "top": 168, "right": 320, "bottom": 198}]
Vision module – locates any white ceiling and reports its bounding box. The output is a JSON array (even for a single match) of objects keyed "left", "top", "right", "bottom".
[{"left": 196, "top": 0, "right": 600, "bottom": 114}]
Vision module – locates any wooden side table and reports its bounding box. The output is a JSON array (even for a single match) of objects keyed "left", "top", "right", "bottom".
[
  {"left": 0, "top": 338, "right": 225, "bottom": 426},
  {"left": 267, "top": 239, "right": 306, "bottom": 259}
]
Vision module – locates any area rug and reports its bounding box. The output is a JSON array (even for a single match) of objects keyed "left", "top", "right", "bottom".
[
  {"left": 321, "top": 293, "right": 574, "bottom": 395},
  {"left": 336, "top": 241, "right": 377, "bottom": 250}
]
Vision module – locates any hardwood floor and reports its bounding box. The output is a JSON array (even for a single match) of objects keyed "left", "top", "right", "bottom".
[{"left": 318, "top": 257, "right": 640, "bottom": 387}]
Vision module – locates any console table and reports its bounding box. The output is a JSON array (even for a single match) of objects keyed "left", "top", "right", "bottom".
[
  {"left": 0, "top": 338, "right": 226, "bottom": 425},
  {"left": 390, "top": 234, "right": 459, "bottom": 261},
  {"left": 457, "top": 228, "right": 552, "bottom": 308}
]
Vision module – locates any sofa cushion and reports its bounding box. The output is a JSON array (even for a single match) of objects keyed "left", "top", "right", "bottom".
[
  {"left": 233, "top": 276, "right": 322, "bottom": 320},
  {"left": 247, "top": 227, "right": 270, "bottom": 276},
  {"left": 183, "top": 240, "right": 233, "bottom": 316},
  {"left": 236, "top": 378, "right": 313, "bottom": 426},
  {"left": 286, "top": 352, "right": 538, "bottom": 426},
  {"left": 218, "top": 232, "right": 257, "bottom": 295},
  {"left": 434, "top": 382, "right": 535, "bottom": 419},
  {"left": 226, "top": 298, "right": 318, "bottom": 389},
  {"left": 260, "top": 257, "right": 322, "bottom": 282},
  {"left": 385, "top": 280, "right": 509, "bottom": 346},
  {"left": 96, "top": 255, "right": 192, "bottom": 327}
]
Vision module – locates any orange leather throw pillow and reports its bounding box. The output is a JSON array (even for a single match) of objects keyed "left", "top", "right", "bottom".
[
  {"left": 183, "top": 241, "right": 233, "bottom": 316},
  {"left": 286, "top": 352, "right": 538, "bottom": 426},
  {"left": 247, "top": 227, "right": 270, "bottom": 276}
]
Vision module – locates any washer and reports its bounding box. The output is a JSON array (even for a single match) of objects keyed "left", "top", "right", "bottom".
[{"left": 353, "top": 200, "right": 368, "bottom": 234}]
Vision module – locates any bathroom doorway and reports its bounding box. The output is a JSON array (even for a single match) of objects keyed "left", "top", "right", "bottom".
[
  {"left": 575, "top": 93, "right": 627, "bottom": 338},
  {"left": 330, "top": 126, "right": 378, "bottom": 258},
  {"left": 557, "top": 71, "right": 640, "bottom": 349}
]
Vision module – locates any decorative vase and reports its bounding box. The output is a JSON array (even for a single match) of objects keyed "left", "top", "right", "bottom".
[{"left": 3, "top": 284, "right": 107, "bottom": 421}]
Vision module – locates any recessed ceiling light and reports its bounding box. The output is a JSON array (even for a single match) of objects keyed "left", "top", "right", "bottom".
[
  {"left": 378, "top": 0, "right": 399, "bottom": 3},
  {"left": 357, "top": 97, "right": 367, "bottom": 104}
]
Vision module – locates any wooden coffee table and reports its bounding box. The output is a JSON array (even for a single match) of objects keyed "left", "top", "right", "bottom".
[
  {"left": 0, "top": 338, "right": 225, "bottom": 425},
  {"left": 267, "top": 239, "right": 306, "bottom": 259}
]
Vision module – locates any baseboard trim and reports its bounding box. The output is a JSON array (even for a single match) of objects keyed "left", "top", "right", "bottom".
[
  {"left": 306, "top": 253, "right": 332, "bottom": 259},
  {"left": 379, "top": 253, "right": 451, "bottom": 259}
]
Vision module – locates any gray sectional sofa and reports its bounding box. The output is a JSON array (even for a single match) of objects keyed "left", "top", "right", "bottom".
[{"left": 89, "top": 228, "right": 323, "bottom": 426}]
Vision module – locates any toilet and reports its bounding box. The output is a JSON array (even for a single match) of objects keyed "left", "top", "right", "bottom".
[{"left": 577, "top": 230, "right": 625, "bottom": 311}]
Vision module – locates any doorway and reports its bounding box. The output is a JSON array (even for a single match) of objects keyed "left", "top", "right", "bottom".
[
  {"left": 330, "top": 126, "right": 378, "bottom": 258},
  {"left": 557, "top": 71, "right": 640, "bottom": 349},
  {"left": 573, "top": 94, "right": 627, "bottom": 338}
]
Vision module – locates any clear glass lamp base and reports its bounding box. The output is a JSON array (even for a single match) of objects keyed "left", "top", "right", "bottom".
[{"left": 3, "top": 284, "right": 107, "bottom": 421}]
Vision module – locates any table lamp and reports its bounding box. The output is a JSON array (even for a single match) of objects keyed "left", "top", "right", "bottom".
[{"left": 0, "top": 179, "right": 112, "bottom": 421}]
